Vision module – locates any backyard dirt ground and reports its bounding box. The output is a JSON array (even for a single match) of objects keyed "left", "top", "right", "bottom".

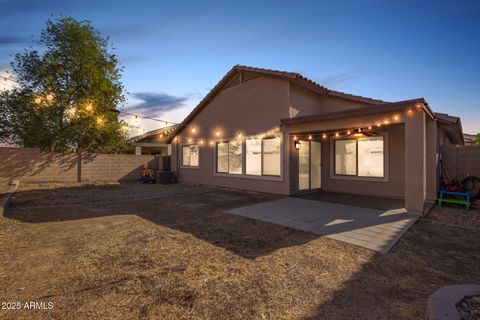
[{"left": 1, "top": 182, "right": 479, "bottom": 319}]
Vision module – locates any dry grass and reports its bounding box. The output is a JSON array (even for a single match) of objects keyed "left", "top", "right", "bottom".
[{"left": 1, "top": 183, "right": 479, "bottom": 319}]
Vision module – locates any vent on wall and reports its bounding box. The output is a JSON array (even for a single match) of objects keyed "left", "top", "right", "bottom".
[{"left": 223, "top": 72, "right": 258, "bottom": 90}]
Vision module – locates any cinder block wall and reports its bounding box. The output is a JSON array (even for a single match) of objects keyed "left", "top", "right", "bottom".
[
  {"left": 0, "top": 147, "right": 158, "bottom": 183},
  {"left": 441, "top": 145, "right": 480, "bottom": 180}
]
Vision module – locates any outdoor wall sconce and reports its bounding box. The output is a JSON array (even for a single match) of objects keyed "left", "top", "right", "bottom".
[{"left": 294, "top": 141, "right": 301, "bottom": 150}]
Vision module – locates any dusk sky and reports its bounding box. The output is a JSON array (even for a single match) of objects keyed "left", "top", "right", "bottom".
[{"left": 1, "top": 0, "right": 479, "bottom": 135}]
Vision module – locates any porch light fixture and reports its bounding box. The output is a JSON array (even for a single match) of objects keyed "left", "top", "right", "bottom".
[
  {"left": 188, "top": 138, "right": 192, "bottom": 143},
  {"left": 293, "top": 135, "right": 298, "bottom": 141},
  {"left": 294, "top": 140, "right": 301, "bottom": 150},
  {"left": 237, "top": 132, "right": 242, "bottom": 139},
  {"left": 308, "top": 134, "right": 312, "bottom": 140},
  {"left": 215, "top": 129, "right": 220, "bottom": 136},
  {"left": 191, "top": 126, "right": 196, "bottom": 133},
  {"left": 209, "top": 140, "right": 214, "bottom": 145},
  {"left": 394, "top": 115, "right": 399, "bottom": 120}
]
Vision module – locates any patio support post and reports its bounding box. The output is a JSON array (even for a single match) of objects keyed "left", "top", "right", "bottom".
[
  {"left": 425, "top": 119, "right": 438, "bottom": 201},
  {"left": 404, "top": 109, "right": 426, "bottom": 215}
]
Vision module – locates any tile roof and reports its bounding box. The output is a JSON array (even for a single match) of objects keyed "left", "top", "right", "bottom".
[
  {"left": 234, "top": 65, "right": 387, "bottom": 104},
  {"left": 166, "top": 65, "right": 419, "bottom": 142}
]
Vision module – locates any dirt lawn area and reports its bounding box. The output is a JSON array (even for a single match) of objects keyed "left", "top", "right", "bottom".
[{"left": 1, "top": 183, "right": 479, "bottom": 319}]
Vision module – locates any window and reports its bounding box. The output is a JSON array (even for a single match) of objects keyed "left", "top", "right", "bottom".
[
  {"left": 358, "top": 137, "right": 384, "bottom": 177},
  {"left": 216, "top": 141, "right": 242, "bottom": 174},
  {"left": 182, "top": 144, "right": 199, "bottom": 167},
  {"left": 217, "top": 137, "right": 282, "bottom": 177},
  {"left": 217, "top": 142, "right": 228, "bottom": 173},
  {"left": 335, "top": 140, "right": 356, "bottom": 175},
  {"left": 262, "top": 138, "right": 281, "bottom": 176},
  {"left": 228, "top": 141, "right": 242, "bottom": 174},
  {"left": 334, "top": 136, "right": 384, "bottom": 178},
  {"left": 246, "top": 139, "right": 261, "bottom": 175}
]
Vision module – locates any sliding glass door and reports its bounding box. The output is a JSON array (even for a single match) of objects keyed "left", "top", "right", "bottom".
[{"left": 298, "top": 140, "right": 321, "bottom": 191}]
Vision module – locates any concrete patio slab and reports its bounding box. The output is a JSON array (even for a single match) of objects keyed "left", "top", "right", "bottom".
[{"left": 226, "top": 197, "right": 418, "bottom": 253}]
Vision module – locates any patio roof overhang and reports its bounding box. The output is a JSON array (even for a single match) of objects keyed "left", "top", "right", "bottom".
[{"left": 281, "top": 98, "right": 434, "bottom": 127}]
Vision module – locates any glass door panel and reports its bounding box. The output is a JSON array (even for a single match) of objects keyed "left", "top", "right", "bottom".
[
  {"left": 310, "top": 141, "right": 321, "bottom": 189},
  {"left": 298, "top": 140, "right": 310, "bottom": 190}
]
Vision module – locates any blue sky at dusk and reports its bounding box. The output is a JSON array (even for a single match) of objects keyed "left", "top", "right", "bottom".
[{"left": 1, "top": 0, "right": 479, "bottom": 135}]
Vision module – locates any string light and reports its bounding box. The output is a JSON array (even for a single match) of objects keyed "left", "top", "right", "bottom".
[
  {"left": 322, "top": 134, "right": 327, "bottom": 139},
  {"left": 394, "top": 115, "right": 399, "bottom": 120},
  {"left": 209, "top": 140, "right": 214, "bottom": 145},
  {"left": 237, "top": 132, "right": 242, "bottom": 139},
  {"left": 191, "top": 126, "right": 196, "bottom": 133},
  {"left": 308, "top": 134, "right": 312, "bottom": 140},
  {"left": 368, "top": 126, "right": 372, "bottom": 130},
  {"left": 335, "top": 132, "right": 339, "bottom": 137},
  {"left": 96, "top": 116, "right": 104, "bottom": 126},
  {"left": 347, "top": 130, "right": 351, "bottom": 135},
  {"left": 34, "top": 97, "right": 42, "bottom": 104},
  {"left": 293, "top": 135, "right": 298, "bottom": 141},
  {"left": 384, "top": 120, "right": 390, "bottom": 124},
  {"left": 188, "top": 138, "right": 192, "bottom": 143},
  {"left": 199, "top": 139, "right": 204, "bottom": 145},
  {"left": 46, "top": 93, "right": 54, "bottom": 102},
  {"left": 67, "top": 107, "right": 77, "bottom": 118},
  {"left": 216, "top": 129, "right": 220, "bottom": 136}
]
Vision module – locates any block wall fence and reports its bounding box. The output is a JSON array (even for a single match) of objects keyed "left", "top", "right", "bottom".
[
  {"left": 0, "top": 147, "right": 160, "bottom": 183},
  {"left": 441, "top": 145, "right": 480, "bottom": 180}
]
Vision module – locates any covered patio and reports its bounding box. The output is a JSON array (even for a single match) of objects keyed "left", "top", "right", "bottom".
[
  {"left": 283, "top": 99, "right": 439, "bottom": 215},
  {"left": 226, "top": 191, "right": 418, "bottom": 253}
]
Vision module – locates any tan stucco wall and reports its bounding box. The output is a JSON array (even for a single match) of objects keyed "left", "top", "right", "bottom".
[
  {"left": 288, "top": 123, "right": 405, "bottom": 198},
  {"left": 289, "top": 83, "right": 374, "bottom": 117},
  {"left": 171, "top": 76, "right": 292, "bottom": 195}
]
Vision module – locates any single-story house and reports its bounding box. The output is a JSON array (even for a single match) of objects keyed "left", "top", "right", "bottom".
[
  {"left": 129, "top": 125, "right": 178, "bottom": 155},
  {"left": 167, "top": 65, "right": 464, "bottom": 215},
  {"left": 463, "top": 133, "right": 478, "bottom": 146}
]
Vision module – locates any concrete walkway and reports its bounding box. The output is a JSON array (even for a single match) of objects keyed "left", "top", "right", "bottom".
[{"left": 226, "top": 197, "right": 418, "bottom": 253}]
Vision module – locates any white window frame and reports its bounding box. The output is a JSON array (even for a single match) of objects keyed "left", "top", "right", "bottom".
[
  {"left": 214, "top": 136, "right": 284, "bottom": 181},
  {"left": 330, "top": 133, "right": 389, "bottom": 182},
  {"left": 181, "top": 144, "right": 200, "bottom": 168}
]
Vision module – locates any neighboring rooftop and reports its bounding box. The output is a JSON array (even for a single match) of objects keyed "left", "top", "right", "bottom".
[{"left": 128, "top": 124, "right": 178, "bottom": 145}]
